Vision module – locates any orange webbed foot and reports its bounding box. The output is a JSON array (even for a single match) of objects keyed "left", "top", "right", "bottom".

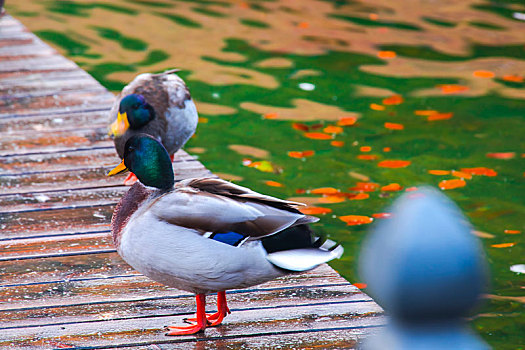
[{"left": 165, "top": 294, "right": 208, "bottom": 336}]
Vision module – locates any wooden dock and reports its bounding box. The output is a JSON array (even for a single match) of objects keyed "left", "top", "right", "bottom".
[{"left": 0, "top": 15, "right": 384, "bottom": 349}]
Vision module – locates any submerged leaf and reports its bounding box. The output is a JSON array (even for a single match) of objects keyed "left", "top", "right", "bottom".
[
  {"left": 378, "top": 160, "right": 411, "bottom": 168},
  {"left": 382, "top": 95, "right": 403, "bottom": 105},
  {"left": 504, "top": 229, "right": 521, "bottom": 234},
  {"left": 337, "top": 116, "right": 357, "bottom": 126},
  {"left": 339, "top": 215, "right": 373, "bottom": 225},
  {"left": 384, "top": 122, "right": 404, "bottom": 130},
  {"left": 491, "top": 243, "right": 516, "bottom": 248},
  {"left": 460, "top": 167, "right": 498, "bottom": 176},
  {"left": 357, "top": 154, "right": 379, "bottom": 160},
  {"left": 486, "top": 152, "right": 515, "bottom": 159},
  {"left": 473, "top": 70, "right": 495, "bottom": 78},
  {"left": 299, "top": 206, "right": 333, "bottom": 215},
  {"left": 381, "top": 183, "right": 403, "bottom": 191},
  {"left": 372, "top": 212, "right": 392, "bottom": 219},
  {"left": 350, "top": 182, "right": 380, "bottom": 192},
  {"left": 265, "top": 180, "right": 283, "bottom": 187},
  {"left": 292, "top": 122, "right": 309, "bottom": 131},
  {"left": 304, "top": 132, "right": 332, "bottom": 140},
  {"left": 428, "top": 170, "right": 451, "bottom": 175},
  {"left": 311, "top": 187, "right": 339, "bottom": 195},
  {"left": 331, "top": 140, "right": 345, "bottom": 147},
  {"left": 439, "top": 178, "right": 466, "bottom": 190},
  {"left": 324, "top": 125, "right": 343, "bottom": 134},
  {"left": 370, "top": 103, "right": 385, "bottom": 111},
  {"left": 427, "top": 112, "right": 453, "bottom": 121},
  {"left": 318, "top": 196, "right": 345, "bottom": 203}
]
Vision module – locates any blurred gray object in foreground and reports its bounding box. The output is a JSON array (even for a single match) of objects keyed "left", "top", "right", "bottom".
[{"left": 360, "top": 187, "right": 490, "bottom": 349}]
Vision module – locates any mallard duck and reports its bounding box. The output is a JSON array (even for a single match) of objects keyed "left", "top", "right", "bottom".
[
  {"left": 108, "top": 69, "right": 198, "bottom": 185},
  {"left": 107, "top": 134, "right": 344, "bottom": 335}
]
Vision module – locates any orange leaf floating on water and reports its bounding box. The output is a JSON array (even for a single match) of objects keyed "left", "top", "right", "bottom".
[
  {"left": 288, "top": 150, "right": 315, "bottom": 158},
  {"left": 296, "top": 188, "right": 306, "bottom": 194},
  {"left": 384, "top": 122, "right": 404, "bottom": 130},
  {"left": 311, "top": 187, "right": 339, "bottom": 195},
  {"left": 381, "top": 183, "right": 403, "bottom": 191},
  {"left": 360, "top": 146, "right": 371, "bottom": 152},
  {"left": 350, "top": 182, "right": 380, "bottom": 192},
  {"left": 486, "top": 152, "right": 515, "bottom": 159},
  {"left": 383, "top": 147, "right": 391, "bottom": 152},
  {"left": 415, "top": 110, "right": 438, "bottom": 116},
  {"left": 452, "top": 170, "right": 472, "bottom": 179},
  {"left": 378, "top": 160, "right": 411, "bottom": 168},
  {"left": 473, "top": 70, "right": 495, "bottom": 78},
  {"left": 265, "top": 180, "right": 283, "bottom": 187},
  {"left": 437, "top": 84, "right": 469, "bottom": 94},
  {"left": 357, "top": 154, "right": 379, "bottom": 160},
  {"left": 337, "top": 116, "right": 357, "bottom": 126},
  {"left": 382, "top": 95, "right": 404, "bottom": 105},
  {"left": 292, "top": 122, "right": 309, "bottom": 131},
  {"left": 331, "top": 140, "right": 345, "bottom": 147},
  {"left": 263, "top": 112, "right": 278, "bottom": 119},
  {"left": 370, "top": 103, "right": 385, "bottom": 111},
  {"left": 350, "top": 193, "right": 370, "bottom": 200},
  {"left": 372, "top": 212, "right": 392, "bottom": 219},
  {"left": 502, "top": 75, "right": 524, "bottom": 83},
  {"left": 460, "top": 167, "right": 497, "bottom": 176},
  {"left": 311, "top": 123, "right": 324, "bottom": 130},
  {"left": 428, "top": 170, "right": 450, "bottom": 175},
  {"left": 378, "top": 51, "right": 396, "bottom": 59},
  {"left": 369, "top": 13, "right": 378, "bottom": 20},
  {"left": 318, "top": 196, "right": 345, "bottom": 203},
  {"left": 304, "top": 132, "right": 332, "bottom": 140},
  {"left": 339, "top": 215, "right": 373, "bottom": 226},
  {"left": 353, "top": 283, "right": 368, "bottom": 289},
  {"left": 491, "top": 242, "right": 516, "bottom": 248},
  {"left": 504, "top": 229, "right": 521, "bottom": 234},
  {"left": 405, "top": 186, "right": 418, "bottom": 192},
  {"left": 299, "top": 206, "right": 333, "bottom": 215},
  {"left": 427, "top": 112, "right": 453, "bottom": 121},
  {"left": 298, "top": 21, "right": 309, "bottom": 29},
  {"left": 439, "top": 179, "right": 466, "bottom": 190},
  {"left": 198, "top": 117, "right": 209, "bottom": 123},
  {"left": 324, "top": 125, "right": 343, "bottom": 134},
  {"left": 243, "top": 159, "right": 276, "bottom": 173}
]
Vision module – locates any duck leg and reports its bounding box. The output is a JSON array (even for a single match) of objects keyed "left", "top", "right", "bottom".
[
  {"left": 166, "top": 294, "right": 208, "bottom": 335},
  {"left": 184, "top": 291, "right": 231, "bottom": 326},
  {"left": 207, "top": 291, "right": 231, "bottom": 326}
]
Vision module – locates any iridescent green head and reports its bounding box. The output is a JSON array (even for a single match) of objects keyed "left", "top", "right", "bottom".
[
  {"left": 119, "top": 94, "right": 155, "bottom": 129},
  {"left": 110, "top": 134, "right": 174, "bottom": 190}
]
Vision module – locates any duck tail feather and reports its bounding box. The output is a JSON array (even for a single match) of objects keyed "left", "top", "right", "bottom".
[{"left": 266, "top": 244, "right": 344, "bottom": 272}]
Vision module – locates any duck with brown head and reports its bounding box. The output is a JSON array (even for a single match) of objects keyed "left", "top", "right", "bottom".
[{"left": 108, "top": 69, "right": 198, "bottom": 185}]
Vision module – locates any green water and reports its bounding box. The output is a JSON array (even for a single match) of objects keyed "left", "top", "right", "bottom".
[{"left": 7, "top": 0, "right": 524, "bottom": 348}]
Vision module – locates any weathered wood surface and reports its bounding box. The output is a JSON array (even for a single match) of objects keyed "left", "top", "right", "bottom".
[{"left": 0, "top": 14, "right": 384, "bottom": 349}]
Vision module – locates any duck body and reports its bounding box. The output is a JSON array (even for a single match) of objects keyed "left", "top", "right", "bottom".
[
  {"left": 108, "top": 135, "right": 343, "bottom": 335},
  {"left": 112, "top": 179, "right": 342, "bottom": 295},
  {"left": 109, "top": 70, "right": 198, "bottom": 159}
]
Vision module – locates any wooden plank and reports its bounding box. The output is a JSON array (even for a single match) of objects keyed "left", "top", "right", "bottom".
[
  {"left": 0, "top": 71, "right": 101, "bottom": 97},
  {"left": 0, "top": 55, "right": 79, "bottom": 72},
  {"left": 0, "top": 89, "right": 114, "bottom": 116}
]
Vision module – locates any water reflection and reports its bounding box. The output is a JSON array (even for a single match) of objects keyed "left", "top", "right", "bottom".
[{"left": 6, "top": 0, "right": 525, "bottom": 348}]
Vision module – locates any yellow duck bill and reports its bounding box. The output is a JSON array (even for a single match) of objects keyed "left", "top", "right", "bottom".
[
  {"left": 108, "top": 112, "right": 130, "bottom": 137},
  {"left": 107, "top": 160, "right": 129, "bottom": 176}
]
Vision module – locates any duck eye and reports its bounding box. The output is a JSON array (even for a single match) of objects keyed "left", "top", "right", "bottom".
[{"left": 133, "top": 103, "right": 141, "bottom": 109}]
